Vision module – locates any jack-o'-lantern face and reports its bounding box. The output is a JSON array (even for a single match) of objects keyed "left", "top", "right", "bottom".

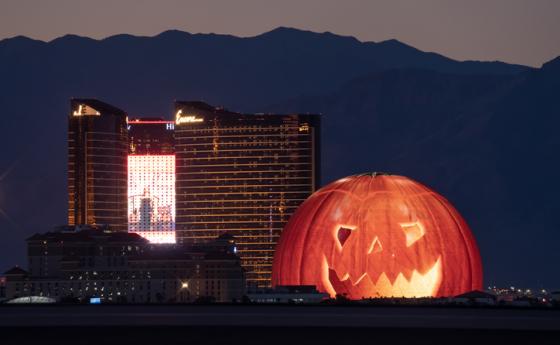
[
  {"left": 324, "top": 198, "right": 442, "bottom": 298},
  {"left": 272, "top": 173, "right": 482, "bottom": 299}
]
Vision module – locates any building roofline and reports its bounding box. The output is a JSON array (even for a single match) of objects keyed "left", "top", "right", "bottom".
[
  {"left": 71, "top": 98, "right": 127, "bottom": 117},
  {"left": 174, "top": 100, "right": 320, "bottom": 117}
]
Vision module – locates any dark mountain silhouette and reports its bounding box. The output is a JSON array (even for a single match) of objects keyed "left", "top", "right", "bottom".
[{"left": 0, "top": 27, "right": 556, "bottom": 287}]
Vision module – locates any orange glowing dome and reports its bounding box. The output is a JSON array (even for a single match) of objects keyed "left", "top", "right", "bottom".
[{"left": 272, "top": 173, "right": 482, "bottom": 299}]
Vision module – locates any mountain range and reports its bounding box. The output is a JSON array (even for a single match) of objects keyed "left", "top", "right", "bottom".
[{"left": 0, "top": 27, "right": 558, "bottom": 288}]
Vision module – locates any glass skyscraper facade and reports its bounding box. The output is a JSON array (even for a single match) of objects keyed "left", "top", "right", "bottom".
[
  {"left": 174, "top": 101, "right": 320, "bottom": 287},
  {"left": 68, "top": 99, "right": 128, "bottom": 232}
]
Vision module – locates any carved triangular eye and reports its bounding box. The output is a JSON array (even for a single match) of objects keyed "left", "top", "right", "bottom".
[
  {"left": 337, "top": 226, "right": 353, "bottom": 247},
  {"left": 400, "top": 221, "right": 425, "bottom": 247}
]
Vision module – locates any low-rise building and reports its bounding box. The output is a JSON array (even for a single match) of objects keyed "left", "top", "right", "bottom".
[
  {"left": 247, "top": 285, "right": 328, "bottom": 304},
  {"left": 452, "top": 290, "right": 497, "bottom": 305},
  {"left": 3, "top": 227, "right": 245, "bottom": 303}
]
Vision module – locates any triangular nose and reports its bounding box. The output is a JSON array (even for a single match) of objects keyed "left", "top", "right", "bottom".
[{"left": 368, "top": 236, "right": 382, "bottom": 254}]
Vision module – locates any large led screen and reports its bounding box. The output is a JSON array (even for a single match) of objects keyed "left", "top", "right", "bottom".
[{"left": 128, "top": 155, "right": 176, "bottom": 243}]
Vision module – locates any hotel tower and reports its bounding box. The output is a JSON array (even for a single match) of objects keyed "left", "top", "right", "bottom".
[
  {"left": 174, "top": 101, "right": 320, "bottom": 287},
  {"left": 68, "top": 99, "right": 128, "bottom": 232}
]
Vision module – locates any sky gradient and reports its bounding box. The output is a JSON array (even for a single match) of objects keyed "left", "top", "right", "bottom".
[{"left": 0, "top": 0, "right": 559, "bottom": 67}]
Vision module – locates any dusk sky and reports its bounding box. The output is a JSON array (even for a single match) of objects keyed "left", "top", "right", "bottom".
[{"left": 1, "top": 0, "right": 559, "bottom": 67}]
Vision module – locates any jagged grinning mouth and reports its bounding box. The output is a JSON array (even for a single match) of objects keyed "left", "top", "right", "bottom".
[{"left": 321, "top": 255, "right": 442, "bottom": 298}]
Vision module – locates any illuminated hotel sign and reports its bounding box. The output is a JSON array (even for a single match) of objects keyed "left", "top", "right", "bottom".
[
  {"left": 72, "top": 104, "right": 100, "bottom": 116},
  {"left": 128, "top": 155, "right": 176, "bottom": 244},
  {"left": 299, "top": 123, "right": 310, "bottom": 132},
  {"left": 175, "top": 110, "right": 204, "bottom": 125}
]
